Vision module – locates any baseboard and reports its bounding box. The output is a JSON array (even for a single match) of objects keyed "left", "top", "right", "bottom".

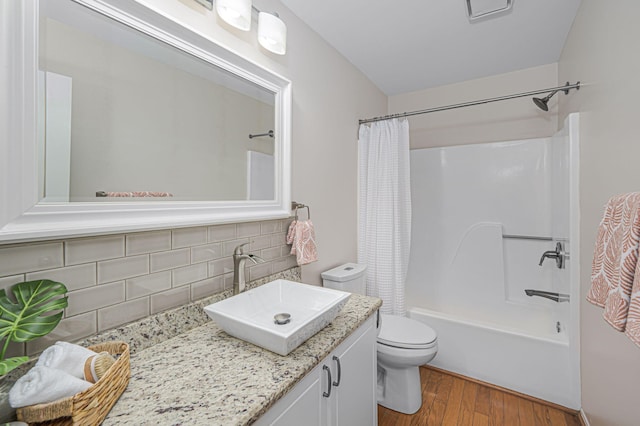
[{"left": 579, "top": 409, "right": 590, "bottom": 426}]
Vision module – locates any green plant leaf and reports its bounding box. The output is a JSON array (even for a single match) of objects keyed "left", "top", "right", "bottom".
[
  {"left": 0, "top": 356, "right": 29, "bottom": 375},
  {"left": 0, "top": 279, "right": 68, "bottom": 362}
]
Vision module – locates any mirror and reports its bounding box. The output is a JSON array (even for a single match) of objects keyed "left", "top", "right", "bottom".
[
  {"left": 40, "top": 0, "right": 276, "bottom": 202},
  {"left": 0, "top": 0, "right": 291, "bottom": 243}
]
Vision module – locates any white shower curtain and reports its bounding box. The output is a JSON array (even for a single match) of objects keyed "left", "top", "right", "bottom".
[{"left": 357, "top": 118, "right": 411, "bottom": 316}]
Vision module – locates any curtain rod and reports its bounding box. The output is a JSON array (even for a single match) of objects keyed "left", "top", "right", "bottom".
[{"left": 358, "top": 81, "right": 581, "bottom": 125}]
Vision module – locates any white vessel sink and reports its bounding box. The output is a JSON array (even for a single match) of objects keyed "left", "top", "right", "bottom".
[{"left": 204, "top": 279, "right": 351, "bottom": 355}]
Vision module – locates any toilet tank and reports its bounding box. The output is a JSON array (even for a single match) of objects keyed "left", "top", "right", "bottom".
[{"left": 321, "top": 263, "right": 367, "bottom": 295}]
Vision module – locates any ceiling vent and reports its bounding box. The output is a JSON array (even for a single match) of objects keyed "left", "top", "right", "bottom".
[{"left": 466, "top": 0, "right": 513, "bottom": 22}]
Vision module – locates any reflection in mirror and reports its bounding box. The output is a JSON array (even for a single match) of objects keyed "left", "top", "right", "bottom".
[{"left": 38, "top": 0, "right": 276, "bottom": 203}]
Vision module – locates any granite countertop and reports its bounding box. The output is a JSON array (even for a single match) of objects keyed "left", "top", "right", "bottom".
[{"left": 102, "top": 291, "right": 381, "bottom": 425}]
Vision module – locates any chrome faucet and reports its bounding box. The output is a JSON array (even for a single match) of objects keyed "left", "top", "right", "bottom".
[{"left": 233, "top": 243, "right": 265, "bottom": 295}]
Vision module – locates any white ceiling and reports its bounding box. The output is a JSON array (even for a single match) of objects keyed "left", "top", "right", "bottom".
[{"left": 280, "top": 0, "right": 582, "bottom": 95}]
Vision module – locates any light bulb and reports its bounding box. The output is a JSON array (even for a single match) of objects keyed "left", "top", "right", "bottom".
[
  {"left": 216, "top": 0, "right": 252, "bottom": 31},
  {"left": 258, "top": 12, "right": 287, "bottom": 55},
  {"left": 220, "top": 7, "right": 241, "bottom": 19}
]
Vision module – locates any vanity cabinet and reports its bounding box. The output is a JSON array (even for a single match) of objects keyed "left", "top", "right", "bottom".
[{"left": 256, "top": 314, "right": 378, "bottom": 426}]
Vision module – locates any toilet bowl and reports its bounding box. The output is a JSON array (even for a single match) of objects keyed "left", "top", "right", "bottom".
[
  {"left": 321, "top": 263, "right": 439, "bottom": 415},
  {"left": 376, "top": 313, "right": 438, "bottom": 414}
]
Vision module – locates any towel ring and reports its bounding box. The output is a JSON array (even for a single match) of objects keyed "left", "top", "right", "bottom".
[{"left": 292, "top": 202, "right": 310, "bottom": 220}]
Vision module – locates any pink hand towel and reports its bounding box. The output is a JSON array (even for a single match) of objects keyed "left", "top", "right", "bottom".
[
  {"left": 286, "top": 219, "right": 318, "bottom": 265},
  {"left": 286, "top": 220, "right": 297, "bottom": 253},
  {"left": 588, "top": 193, "right": 640, "bottom": 339},
  {"left": 106, "top": 191, "right": 173, "bottom": 197}
]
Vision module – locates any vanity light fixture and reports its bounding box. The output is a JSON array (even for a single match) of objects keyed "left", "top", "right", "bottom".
[
  {"left": 258, "top": 12, "right": 287, "bottom": 55},
  {"left": 216, "top": 0, "right": 252, "bottom": 31},
  {"left": 466, "top": 0, "right": 513, "bottom": 22},
  {"left": 209, "top": 0, "right": 287, "bottom": 55}
]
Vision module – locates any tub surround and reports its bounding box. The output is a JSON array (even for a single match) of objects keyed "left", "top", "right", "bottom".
[{"left": 405, "top": 120, "right": 580, "bottom": 410}]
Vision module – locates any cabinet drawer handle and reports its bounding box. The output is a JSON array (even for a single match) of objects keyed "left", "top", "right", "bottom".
[
  {"left": 332, "top": 356, "right": 341, "bottom": 387},
  {"left": 322, "top": 365, "right": 332, "bottom": 398}
]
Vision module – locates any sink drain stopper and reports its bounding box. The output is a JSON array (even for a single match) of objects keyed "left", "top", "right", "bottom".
[{"left": 274, "top": 313, "right": 291, "bottom": 325}]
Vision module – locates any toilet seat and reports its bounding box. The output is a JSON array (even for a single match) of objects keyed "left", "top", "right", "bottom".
[{"left": 377, "top": 314, "right": 437, "bottom": 350}]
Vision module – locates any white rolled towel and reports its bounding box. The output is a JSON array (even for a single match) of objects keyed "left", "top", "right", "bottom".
[
  {"left": 9, "top": 366, "right": 92, "bottom": 408},
  {"left": 35, "top": 341, "right": 96, "bottom": 379}
]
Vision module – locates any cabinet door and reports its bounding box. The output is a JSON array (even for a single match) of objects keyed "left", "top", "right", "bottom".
[
  {"left": 331, "top": 317, "right": 377, "bottom": 426},
  {"left": 256, "top": 314, "right": 377, "bottom": 426},
  {"left": 256, "top": 363, "right": 326, "bottom": 426}
]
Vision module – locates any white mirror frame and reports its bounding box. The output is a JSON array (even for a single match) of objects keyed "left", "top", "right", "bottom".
[{"left": 0, "top": 0, "right": 292, "bottom": 244}]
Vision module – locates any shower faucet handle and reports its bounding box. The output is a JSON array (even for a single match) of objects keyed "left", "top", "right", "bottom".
[
  {"left": 539, "top": 249, "right": 559, "bottom": 265},
  {"left": 539, "top": 242, "right": 565, "bottom": 269}
]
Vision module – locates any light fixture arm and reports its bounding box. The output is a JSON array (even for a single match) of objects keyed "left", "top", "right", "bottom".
[{"left": 251, "top": 5, "right": 279, "bottom": 17}]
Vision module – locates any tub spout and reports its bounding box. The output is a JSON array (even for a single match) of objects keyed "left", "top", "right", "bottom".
[{"left": 525, "top": 289, "right": 570, "bottom": 303}]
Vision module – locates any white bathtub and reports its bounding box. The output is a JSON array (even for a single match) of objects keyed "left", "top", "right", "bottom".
[
  {"left": 406, "top": 118, "right": 581, "bottom": 410},
  {"left": 409, "top": 306, "right": 579, "bottom": 409}
]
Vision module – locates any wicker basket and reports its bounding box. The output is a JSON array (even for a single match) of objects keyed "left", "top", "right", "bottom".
[{"left": 16, "top": 341, "right": 130, "bottom": 426}]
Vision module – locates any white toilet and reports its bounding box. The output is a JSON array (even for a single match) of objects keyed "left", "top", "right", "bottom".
[{"left": 321, "top": 263, "right": 438, "bottom": 415}]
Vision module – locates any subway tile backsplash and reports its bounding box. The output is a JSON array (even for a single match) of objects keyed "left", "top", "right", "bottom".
[
  {"left": 172, "top": 263, "right": 208, "bottom": 287},
  {"left": 172, "top": 226, "right": 207, "bottom": 249},
  {"left": 150, "top": 286, "right": 190, "bottom": 314},
  {"left": 65, "top": 235, "right": 124, "bottom": 265},
  {"left": 207, "top": 223, "right": 237, "bottom": 242},
  {"left": 97, "top": 254, "right": 149, "bottom": 284},
  {"left": 26, "top": 263, "right": 97, "bottom": 291},
  {"left": 65, "top": 281, "right": 125, "bottom": 317},
  {"left": 237, "top": 222, "right": 261, "bottom": 237},
  {"left": 0, "top": 242, "right": 64, "bottom": 276},
  {"left": 0, "top": 218, "right": 297, "bottom": 358},
  {"left": 125, "top": 230, "right": 172, "bottom": 256},
  {"left": 191, "top": 242, "right": 223, "bottom": 263},
  {"left": 149, "top": 248, "right": 190, "bottom": 272}
]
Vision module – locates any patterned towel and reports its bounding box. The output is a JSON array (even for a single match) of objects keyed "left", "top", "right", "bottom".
[
  {"left": 286, "top": 220, "right": 318, "bottom": 265},
  {"left": 105, "top": 191, "right": 173, "bottom": 197},
  {"left": 588, "top": 192, "right": 640, "bottom": 346},
  {"left": 626, "top": 251, "right": 640, "bottom": 345}
]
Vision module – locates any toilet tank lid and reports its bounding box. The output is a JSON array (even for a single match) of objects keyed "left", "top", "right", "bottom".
[{"left": 321, "top": 263, "right": 366, "bottom": 282}]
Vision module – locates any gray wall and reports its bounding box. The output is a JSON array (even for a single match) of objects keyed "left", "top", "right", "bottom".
[
  {"left": 558, "top": 1, "right": 640, "bottom": 425},
  {"left": 389, "top": 63, "right": 558, "bottom": 149}
]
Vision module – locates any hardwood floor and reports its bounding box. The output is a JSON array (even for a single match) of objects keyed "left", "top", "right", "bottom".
[{"left": 377, "top": 367, "right": 581, "bottom": 426}]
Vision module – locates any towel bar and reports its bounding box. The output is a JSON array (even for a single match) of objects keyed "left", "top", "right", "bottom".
[
  {"left": 248, "top": 130, "right": 274, "bottom": 139},
  {"left": 291, "top": 201, "right": 310, "bottom": 220}
]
